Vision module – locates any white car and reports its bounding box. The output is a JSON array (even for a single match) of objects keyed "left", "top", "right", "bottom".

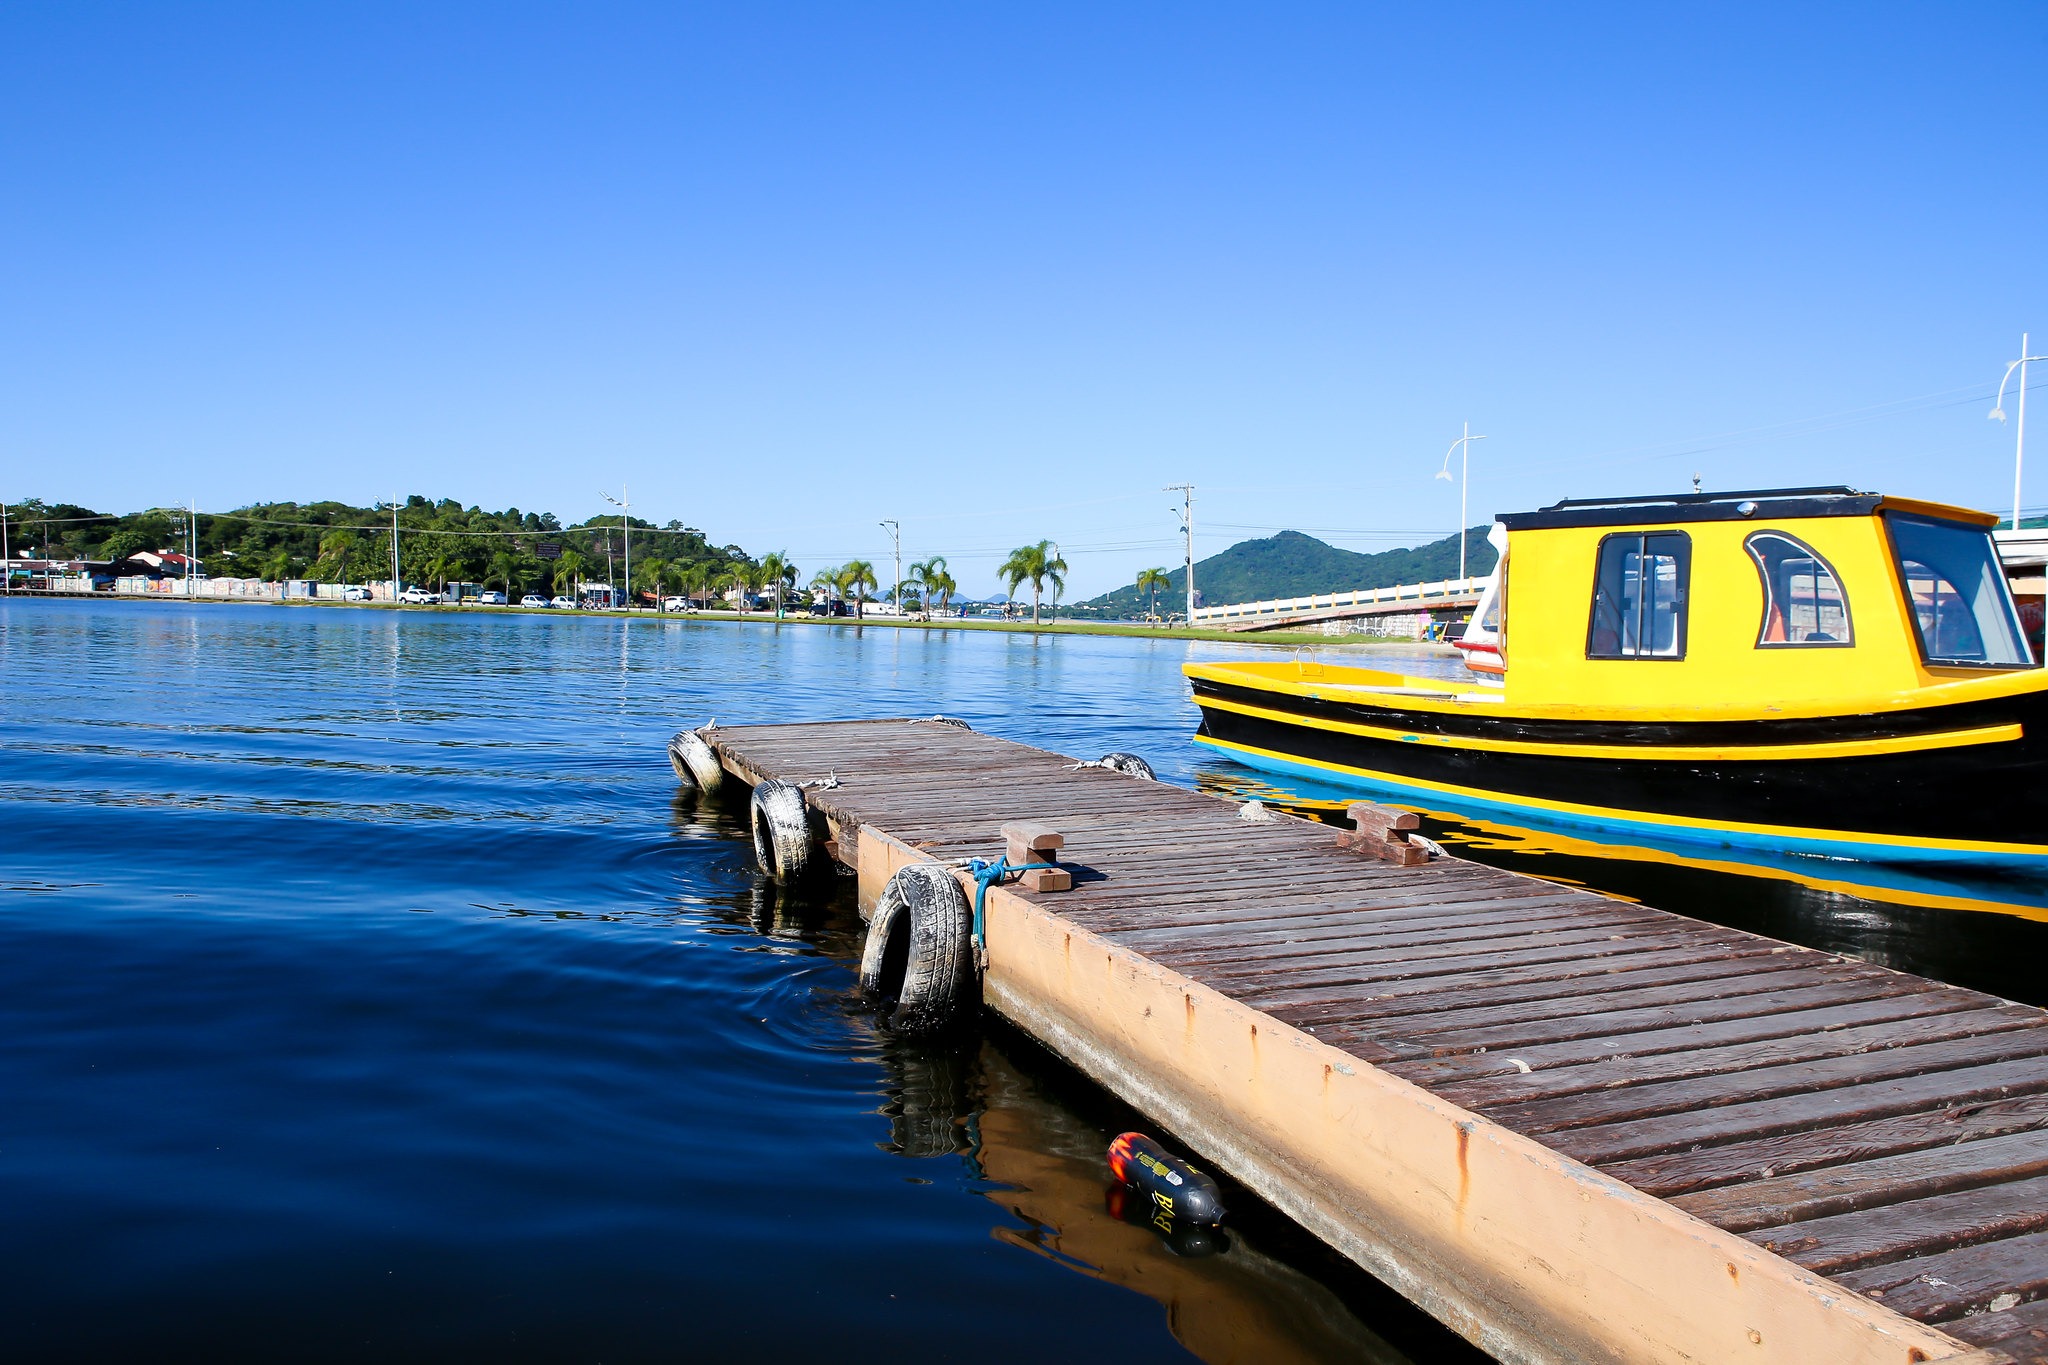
[
  {"left": 342, "top": 585, "right": 371, "bottom": 602},
  {"left": 661, "top": 597, "right": 694, "bottom": 613},
  {"left": 550, "top": 595, "right": 576, "bottom": 610},
  {"left": 519, "top": 594, "right": 548, "bottom": 608},
  {"left": 477, "top": 591, "right": 507, "bottom": 605},
  {"left": 399, "top": 588, "right": 436, "bottom": 605}
]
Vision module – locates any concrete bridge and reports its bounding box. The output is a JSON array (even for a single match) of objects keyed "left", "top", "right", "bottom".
[{"left": 1190, "top": 575, "right": 1483, "bottom": 637}]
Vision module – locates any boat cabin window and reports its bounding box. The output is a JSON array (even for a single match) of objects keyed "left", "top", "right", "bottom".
[
  {"left": 1587, "top": 531, "right": 1689, "bottom": 659},
  {"left": 1884, "top": 513, "right": 2035, "bottom": 668},
  {"left": 1746, "top": 531, "right": 1852, "bottom": 647}
]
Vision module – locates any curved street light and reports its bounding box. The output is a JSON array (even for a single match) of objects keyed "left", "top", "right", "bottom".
[
  {"left": 1436, "top": 424, "right": 1487, "bottom": 585},
  {"left": 1991, "top": 333, "right": 2048, "bottom": 532},
  {"left": 601, "top": 485, "right": 631, "bottom": 609}
]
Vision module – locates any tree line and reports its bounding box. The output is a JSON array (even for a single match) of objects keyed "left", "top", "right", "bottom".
[
  {"left": 1, "top": 496, "right": 766, "bottom": 602},
  {"left": 6, "top": 496, "right": 1161, "bottom": 620}
]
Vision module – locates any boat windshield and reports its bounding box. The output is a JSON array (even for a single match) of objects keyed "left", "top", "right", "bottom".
[{"left": 1884, "top": 513, "right": 2035, "bottom": 668}]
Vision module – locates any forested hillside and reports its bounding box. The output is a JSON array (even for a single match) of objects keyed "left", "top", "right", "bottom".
[
  {"left": 1085, "top": 527, "right": 1496, "bottom": 614},
  {"left": 1, "top": 496, "right": 769, "bottom": 599}
]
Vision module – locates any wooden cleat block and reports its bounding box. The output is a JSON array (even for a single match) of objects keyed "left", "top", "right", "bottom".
[
  {"left": 1000, "top": 822, "right": 1065, "bottom": 854},
  {"left": 1017, "top": 865, "right": 1072, "bottom": 893}
]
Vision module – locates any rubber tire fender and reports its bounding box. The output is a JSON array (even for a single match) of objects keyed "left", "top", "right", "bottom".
[
  {"left": 749, "top": 779, "right": 814, "bottom": 883},
  {"left": 668, "top": 729, "right": 723, "bottom": 793},
  {"left": 1098, "top": 751, "right": 1156, "bottom": 780},
  {"left": 858, "top": 864, "right": 975, "bottom": 1035}
]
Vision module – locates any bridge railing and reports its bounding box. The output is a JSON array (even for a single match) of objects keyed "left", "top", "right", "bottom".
[{"left": 1191, "top": 576, "right": 1478, "bottom": 624}]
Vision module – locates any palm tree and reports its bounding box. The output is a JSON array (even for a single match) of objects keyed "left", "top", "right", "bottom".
[
  {"left": 261, "top": 546, "right": 295, "bottom": 583},
  {"left": 929, "top": 567, "right": 957, "bottom": 615},
  {"left": 840, "top": 559, "right": 878, "bottom": 620},
  {"left": 997, "top": 540, "right": 1066, "bottom": 626},
  {"left": 804, "top": 568, "right": 832, "bottom": 612},
  {"left": 760, "top": 551, "right": 793, "bottom": 618},
  {"left": 678, "top": 561, "right": 709, "bottom": 610},
  {"left": 633, "top": 555, "right": 669, "bottom": 608},
  {"left": 907, "top": 556, "right": 948, "bottom": 617},
  {"left": 1136, "top": 567, "right": 1172, "bottom": 622},
  {"left": 549, "top": 548, "right": 583, "bottom": 600},
  {"left": 314, "top": 529, "right": 357, "bottom": 583},
  {"left": 487, "top": 549, "right": 525, "bottom": 599},
  {"left": 712, "top": 569, "right": 737, "bottom": 611}
]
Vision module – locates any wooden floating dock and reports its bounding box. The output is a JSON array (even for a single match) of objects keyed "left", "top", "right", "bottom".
[{"left": 702, "top": 718, "right": 2048, "bottom": 1365}]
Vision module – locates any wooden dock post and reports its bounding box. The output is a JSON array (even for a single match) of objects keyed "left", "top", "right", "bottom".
[{"left": 701, "top": 719, "right": 2047, "bottom": 1365}]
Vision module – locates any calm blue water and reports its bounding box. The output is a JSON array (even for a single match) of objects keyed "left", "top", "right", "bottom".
[{"left": 0, "top": 598, "right": 1479, "bottom": 1363}]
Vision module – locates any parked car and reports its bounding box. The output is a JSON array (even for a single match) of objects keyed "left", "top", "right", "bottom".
[
  {"left": 661, "top": 597, "right": 693, "bottom": 613},
  {"left": 477, "top": 591, "right": 507, "bottom": 605},
  {"left": 519, "top": 594, "right": 548, "bottom": 608},
  {"left": 342, "top": 585, "right": 371, "bottom": 602},
  {"left": 550, "top": 595, "right": 576, "bottom": 610},
  {"left": 398, "top": 587, "right": 436, "bottom": 605}
]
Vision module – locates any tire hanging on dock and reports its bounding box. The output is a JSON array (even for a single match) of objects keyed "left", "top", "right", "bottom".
[
  {"left": 668, "top": 729, "right": 723, "bottom": 793},
  {"left": 859, "top": 864, "right": 975, "bottom": 1035},
  {"left": 749, "top": 779, "right": 814, "bottom": 883},
  {"left": 1097, "top": 752, "right": 1156, "bottom": 780}
]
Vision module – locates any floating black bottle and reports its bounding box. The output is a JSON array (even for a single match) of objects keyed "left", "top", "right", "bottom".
[{"left": 1106, "top": 1131, "right": 1226, "bottom": 1227}]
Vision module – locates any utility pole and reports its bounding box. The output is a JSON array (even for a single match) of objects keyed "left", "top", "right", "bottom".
[
  {"left": 1993, "top": 334, "right": 2047, "bottom": 530},
  {"left": 391, "top": 497, "right": 401, "bottom": 599},
  {"left": 602, "top": 485, "right": 632, "bottom": 609},
  {"left": 1436, "top": 424, "right": 1488, "bottom": 586},
  {"left": 880, "top": 519, "right": 901, "bottom": 614},
  {"left": 1165, "top": 483, "right": 1195, "bottom": 621},
  {"left": 3, "top": 500, "right": 10, "bottom": 593}
]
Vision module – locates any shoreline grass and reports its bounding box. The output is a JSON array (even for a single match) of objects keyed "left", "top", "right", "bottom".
[{"left": 10, "top": 590, "right": 1449, "bottom": 651}]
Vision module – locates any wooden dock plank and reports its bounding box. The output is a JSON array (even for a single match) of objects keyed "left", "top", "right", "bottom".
[
  {"left": 696, "top": 719, "right": 2048, "bottom": 1357},
  {"left": 1604, "top": 1094, "right": 2048, "bottom": 1198},
  {"left": 1834, "top": 1227, "right": 2048, "bottom": 1320},
  {"left": 1389, "top": 990, "right": 1998, "bottom": 1089},
  {"left": 1749, "top": 1172, "right": 2048, "bottom": 1274},
  {"left": 1669, "top": 1130, "right": 2048, "bottom": 1231},
  {"left": 1473, "top": 1027, "right": 2048, "bottom": 1135}
]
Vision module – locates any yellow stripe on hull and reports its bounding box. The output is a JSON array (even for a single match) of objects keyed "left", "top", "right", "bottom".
[
  {"left": 1195, "top": 693, "right": 2025, "bottom": 764},
  {"left": 1192, "top": 731, "right": 2048, "bottom": 862}
]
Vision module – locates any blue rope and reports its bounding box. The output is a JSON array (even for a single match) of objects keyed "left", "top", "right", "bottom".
[{"left": 965, "top": 856, "right": 1025, "bottom": 959}]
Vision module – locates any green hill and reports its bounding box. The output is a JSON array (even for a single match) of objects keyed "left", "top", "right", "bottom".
[{"left": 1084, "top": 527, "right": 1496, "bottom": 615}]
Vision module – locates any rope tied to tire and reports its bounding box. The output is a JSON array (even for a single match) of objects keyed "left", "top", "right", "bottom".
[{"left": 961, "top": 856, "right": 1029, "bottom": 969}]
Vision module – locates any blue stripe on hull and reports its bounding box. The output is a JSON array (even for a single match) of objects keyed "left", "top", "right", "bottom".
[{"left": 1194, "top": 735, "right": 2048, "bottom": 882}]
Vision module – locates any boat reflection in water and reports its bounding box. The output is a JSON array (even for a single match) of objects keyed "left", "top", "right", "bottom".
[{"left": 1192, "top": 765, "right": 2048, "bottom": 1009}]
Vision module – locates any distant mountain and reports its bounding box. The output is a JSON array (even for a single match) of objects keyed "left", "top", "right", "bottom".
[{"left": 1082, "top": 527, "right": 1497, "bottom": 615}]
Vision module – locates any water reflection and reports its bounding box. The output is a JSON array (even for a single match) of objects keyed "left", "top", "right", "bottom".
[
  {"left": 869, "top": 1028, "right": 1471, "bottom": 1365},
  {"left": 1193, "top": 767, "right": 2048, "bottom": 1007},
  {"left": 721, "top": 867, "right": 1482, "bottom": 1365}
]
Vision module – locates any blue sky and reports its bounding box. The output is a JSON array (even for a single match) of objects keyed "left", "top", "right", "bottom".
[{"left": 2, "top": 3, "right": 2044, "bottom": 597}]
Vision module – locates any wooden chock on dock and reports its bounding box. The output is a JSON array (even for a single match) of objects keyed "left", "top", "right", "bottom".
[
  {"left": 1339, "top": 800, "right": 1430, "bottom": 866},
  {"left": 1001, "top": 821, "right": 1071, "bottom": 892}
]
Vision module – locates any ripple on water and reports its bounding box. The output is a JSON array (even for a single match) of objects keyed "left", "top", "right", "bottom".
[{"left": 0, "top": 599, "right": 1482, "bottom": 1364}]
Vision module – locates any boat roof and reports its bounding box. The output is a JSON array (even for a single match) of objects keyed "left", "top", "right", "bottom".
[{"left": 1495, "top": 486, "right": 2000, "bottom": 532}]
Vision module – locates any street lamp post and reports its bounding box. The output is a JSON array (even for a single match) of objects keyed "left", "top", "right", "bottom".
[
  {"left": 602, "top": 485, "right": 631, "bottom": 609},
  {"left": 880, "top": 519, "right": 901, "bottom": 614},
  {"left": 1165, "top": 483, "right": 1194, "bottom": 621},
  {"left": 1991, "top": 333, "right": 2048, "bottom": 531},
  {"left": 1435, "top": 424, "right": 1488, "bottom": 586}
]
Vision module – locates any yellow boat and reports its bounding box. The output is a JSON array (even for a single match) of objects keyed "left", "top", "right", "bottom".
[{"left": 1185, "top": 487, "right": 2046, "bottom": 875}]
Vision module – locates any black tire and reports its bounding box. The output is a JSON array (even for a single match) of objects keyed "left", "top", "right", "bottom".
[
  {"left": 667, "top": 729, "right": 723, "bottom": 792},
  {"left": 1099, "top": 751, "right": 1156, "bottom": 780},
  {"left": 750, "top": 779, "right": 814, "bottom": 883},
  {"left": 859, "top": 865, "right": 975, "bottom": 1035}
]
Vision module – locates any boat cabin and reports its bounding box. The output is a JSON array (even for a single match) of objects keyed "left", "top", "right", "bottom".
[{"left": 1487, "top": 488, "right": 2038, "bottom": 710}]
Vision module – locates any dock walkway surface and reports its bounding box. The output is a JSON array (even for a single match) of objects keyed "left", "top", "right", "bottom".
[{"left": 701, "top": 718, "right": 2048, "bottom": 1365}]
